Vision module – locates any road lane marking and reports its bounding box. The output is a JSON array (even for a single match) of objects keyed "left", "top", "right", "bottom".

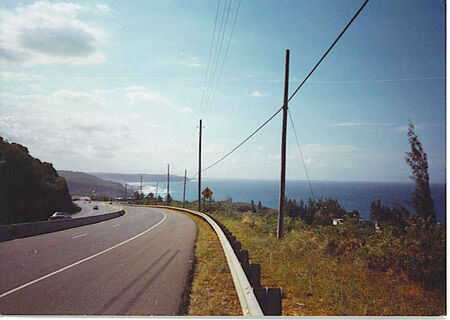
[
  {"left": 113, "top": 224, "right": 120, "bottom": 228},
  {"left": 72, "top": 233, "right": 88, "bottom": 239},
  {"left": 0, "top": 210, "right": 167, "bottom": 299}
]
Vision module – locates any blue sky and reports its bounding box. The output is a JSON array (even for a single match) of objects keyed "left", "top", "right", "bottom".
[{"left": 0, "top": 0, "right": 446, "bottom": 183}]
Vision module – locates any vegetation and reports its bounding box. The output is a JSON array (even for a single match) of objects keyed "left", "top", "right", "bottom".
[
  {"left": 127, "top": 122, "right": 444, "bottom": 315},
  {"left": 58, "top": 170, "right": 126, "bottom": 197},
  {"left": 405, "top": 121, "right": 436, "bottom": 223},
  {"left": 0, "top": 138, "right": 79, "bottom": 224},
  {"left": 186, "top": 213, "right": 241, "bottom": 315}
]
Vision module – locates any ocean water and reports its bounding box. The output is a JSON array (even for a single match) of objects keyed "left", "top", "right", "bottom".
[{"left": 128, "top": 179, "right": 446, "bottom": 222}]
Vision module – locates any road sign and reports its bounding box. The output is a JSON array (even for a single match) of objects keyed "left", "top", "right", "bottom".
[{"left": 202, "top": 187, "right": 213, "bottom": 199}]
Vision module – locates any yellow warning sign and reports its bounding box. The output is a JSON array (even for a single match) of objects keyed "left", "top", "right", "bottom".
[{"left": 202, "top": 187, "right": 213, "bottom": 199}]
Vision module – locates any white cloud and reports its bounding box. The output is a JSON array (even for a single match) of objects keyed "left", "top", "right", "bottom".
[
  {"left": 0, "top": 71, "right": 44, "bottom": 80},
  {"left": 302, "top": 144, "right": 361, "bottom": 154},
  {"left": 250, "top": 90, "right": 265, "bottom": 97},
  {"left": 125, "top": 86, "right": 171, "bottom": 106},
  {"left": 0, "top": 1, "right": 105, "bottom": 65},
  {"left": 53, "top": 89, "right": 112, "bottom": 104},
  {"left": 333, "top": 122, "right": 392, "bottom": 127},
  {"left": 96, "top": 4, "right": 111, "bottom": 14},
  {"left": 178, "top": 107, "right": 193, "bottom": 113},
  {"left": 184, "top": 56, "right": 202, "bottom": 67}
]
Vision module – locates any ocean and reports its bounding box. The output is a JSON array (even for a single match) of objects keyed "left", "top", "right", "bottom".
[{"left": 127, "top": 179, "right": 446, "bottom": 222}]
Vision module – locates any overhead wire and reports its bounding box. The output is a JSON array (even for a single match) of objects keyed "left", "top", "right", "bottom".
[
  {"left": 198, "top": 0, "right": 221, "bottom": 118},
  {"left": 201, "top": 0, "right": 230, "bottom": 117},
  {"left": 189, "top": 0, "right": 369, "bottom": 181},
  {"left": 204, "top": 0, "right": 241, "bottom": 120},
  {"left": 288, "top": 110, "right": 315, "bottom": 201},
  {"left": 190, "top": 106, "right": 283, "bottom": 180},
  {"left": 203, "top": 0, "right": 232, "bottom": 112},
  {"left": 288, "top": 0, "right": 369, "bottom": 103}
]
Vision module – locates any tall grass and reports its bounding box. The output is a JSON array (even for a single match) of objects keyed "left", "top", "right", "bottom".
[{"left": 211, "top": 209, "right": 445, "bottom": 316}]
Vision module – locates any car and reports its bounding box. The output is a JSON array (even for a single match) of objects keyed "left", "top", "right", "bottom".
[
  {"left": 93, "top": 206, "right": 99, "bottom": 210},
  {"left": 49, "top": 212, "right": 71, "bottom": 221}
]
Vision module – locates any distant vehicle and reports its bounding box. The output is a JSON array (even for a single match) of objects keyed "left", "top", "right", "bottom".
[
  {"left": 49, "top": 212, "right": 71, "bottom": 221},
  {"left": 93, "top": 206, "right": 99, "bottom": 210}
]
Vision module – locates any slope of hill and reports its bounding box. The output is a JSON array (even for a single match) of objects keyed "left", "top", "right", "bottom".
[
  {"left": 58, "top": 170, "right": 126, "bottom": 197},
  {"left": 89, "top": 172, "right": 187, "bottom": 183},
  {"left": 0, "top": 137, "right": 77, "bottom": 224}
]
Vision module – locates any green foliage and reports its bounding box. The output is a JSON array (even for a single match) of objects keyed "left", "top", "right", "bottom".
[
  {"left": 58, "top": 170, "right": 125, "bottom": 196},
  {"left": 0, "top": 137, "right": 77, "bottom": 224},
  {"left": 286, "top": 197, "right": 348, "bottom": 225},
  {"left": 133, "top": 191, "right": 144, "bottom": 202},
  {"left": 90, "top": 194, "right": 112, "bottom": 201},
  {"left": 250, "top": 200, "right": 256, "bottom": 213},
  {"left": 165, "top": 193, "right": 172, "bottom": 204},
  {"left": 369, "top": 199, "right": 410, "bottom": 230},
  {"left": 405, "top": 121, "right": 436, "bottom": 222}
]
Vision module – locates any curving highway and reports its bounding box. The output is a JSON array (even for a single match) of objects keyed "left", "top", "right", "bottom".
[{"left": 0, "top": 202, "right": 197, "bottom": 315}]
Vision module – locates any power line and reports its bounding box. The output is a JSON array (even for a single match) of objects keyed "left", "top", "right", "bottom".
[
  {"left": 202, "top": 0, "right": 231, "bottom": 116},
  {"left": 288, "top": 0, "right": 370, "bottom": 103},
  {"left": 199, "top": 0, "right": 221, "bottom": 117},
  {"left": 204, "top": 0, "right": 242, "bottom": 120},
  {"left": 190, "top": 106, "right": 283, "bottom": 179},
  {"left": 288, "top": 110, "right": 315, "bottom": 201}
]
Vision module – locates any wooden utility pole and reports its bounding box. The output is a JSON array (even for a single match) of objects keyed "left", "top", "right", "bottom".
[
  {"left": 155, "top": 182, "right": 159, "bottom": 196},
  {"left": 277, "top": 49, "right": 290, "bottom": 239},
  {"left": 198, "top": 119, "right": 202, "bottom": 212},
  {"left": 167, "top": 164, "right": 170, "bottom": 203},
  {"left": 140, "top": 174, "right": 143, "bottom": 194},
  {"left": 183, "top": 169, "right": 187, "bottom": 208}
]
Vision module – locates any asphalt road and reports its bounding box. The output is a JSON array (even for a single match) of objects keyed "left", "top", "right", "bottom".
[{"left": 0, "top": 203, "right": 197, "bottom": 315}]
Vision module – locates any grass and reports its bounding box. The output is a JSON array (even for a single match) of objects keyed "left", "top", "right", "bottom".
[
  {"left": 184, "top": 213, "right": 241, "bottom": 315},
  {"left": 212, "top": 210, "right": 445, "bottom": 316},
  {"left": 132, "top": 201, "right": 445, "bottom": 316}
]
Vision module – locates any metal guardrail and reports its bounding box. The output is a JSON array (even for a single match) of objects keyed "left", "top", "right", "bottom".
[{"left": 150, "top": 205, "right": 281, "bottom": 316}]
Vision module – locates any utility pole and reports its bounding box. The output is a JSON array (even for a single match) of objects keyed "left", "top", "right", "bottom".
[
  {"left": 167, "top": 164, "right": 170, "bottom": 203},
  {"left": 124, "top": 183, "right": 127, "bottom": 202},
  {"left": 277, "top": 49, "right": 290, "bottom": 239},
  {"left": 183, "top": 169, "right": 187, "bottom": 208},
  {"left": 155, "top": 182, "right": 159, "bottom": 197},
  {"left": 140, "top": 174, "right": 143, "bottom": 194},
  {"left": 198, "top": 119, "right": 202, "bottom": 212}
]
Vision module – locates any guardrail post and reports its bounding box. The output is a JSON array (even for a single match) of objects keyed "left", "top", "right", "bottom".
[
  {"left": 249, "top": 263, "right": 261, "bottom": 288},
  {"left": 266, "top": 288, "right": 282, "bottom": 315},
  {"left": 239, "top": 249, "right": 249, "bottom": 265},
  {"left": 253, "top": 287, "right": 268, "bottom": 314},
  {"left": 232, "top": 241, "right": 242, "bottom": 252}
]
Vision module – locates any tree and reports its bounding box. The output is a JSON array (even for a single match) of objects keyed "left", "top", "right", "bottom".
[
  {"left": 257, "top": 201, "right": 263, "bottom": 212},
  {"left": 369, "top": 199, "right": 409, "bottom": 230},
  {"left": 405, "top": 121, "right": 436, "bottom": 223},
  {"left": 166, "top": 193, "right": 172, "bottom": 205},
  {"left": 133, "top": 191, "right": 144, "bottom": 202},
  {"left": 250, "top": 200, "right": 256, "bottom": 213}
]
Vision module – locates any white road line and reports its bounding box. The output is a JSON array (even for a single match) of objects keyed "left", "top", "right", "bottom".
[
  {"left": 0, "top": 210, "right": 167, "bottom": 299},
  {"left": 113, "top": 224, "right": 120, "bottom": 228},
  {"left": 72, "top": 233, "right": 88, "bottom": 239}
]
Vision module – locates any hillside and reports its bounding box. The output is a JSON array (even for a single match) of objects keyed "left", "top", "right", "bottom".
[
  {"left": 0, "top": 137, "right": 77, "bottom": 224},
  {"left": 58, "top": 170, "right": 126, "bottom": 197},
  {"left": 89, "top": 172, "right": 187, "bottom": 183}
]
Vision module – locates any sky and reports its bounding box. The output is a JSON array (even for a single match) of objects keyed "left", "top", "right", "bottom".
[{"left": 0, "top": 0, "right": 446, "bottom": 183}]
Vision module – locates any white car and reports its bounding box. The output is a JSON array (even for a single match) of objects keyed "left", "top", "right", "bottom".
[{"left": 49, "top": 212, "right": 71, "bottom": 221}]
